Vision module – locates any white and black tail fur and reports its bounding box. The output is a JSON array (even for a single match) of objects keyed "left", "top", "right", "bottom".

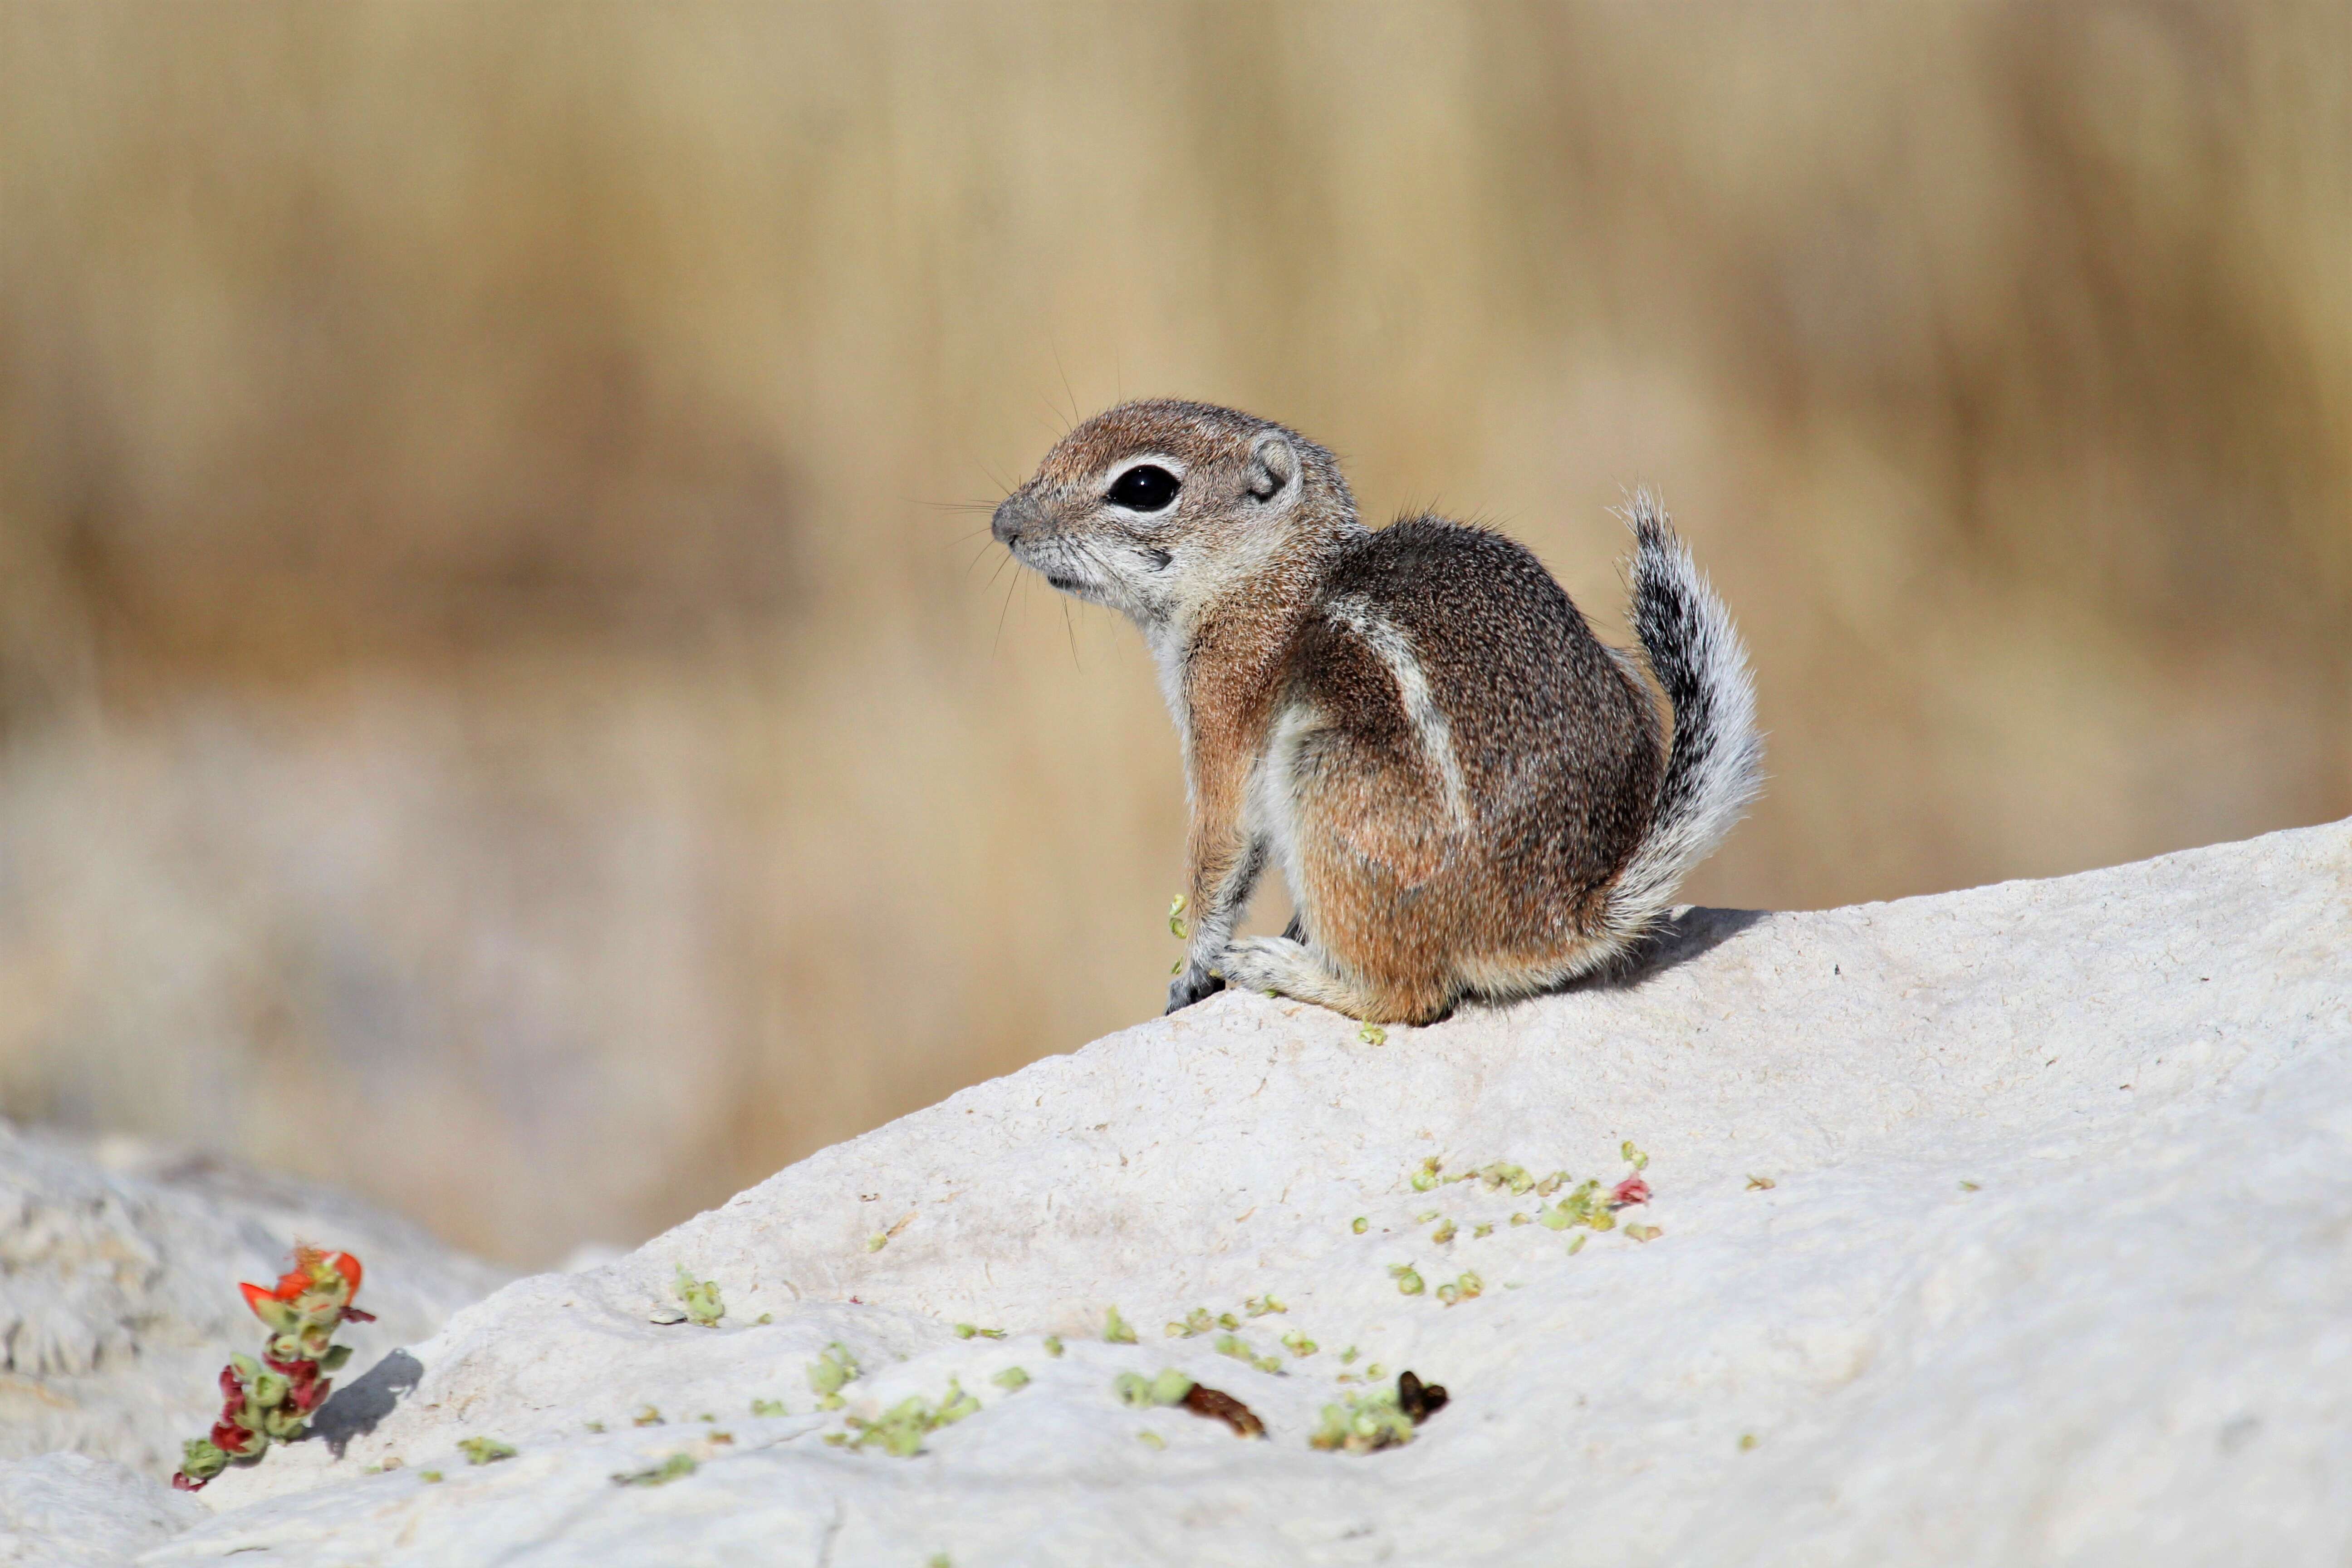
[{"left": 1602, "top": 491, "right": 1764, "bottom": 946}]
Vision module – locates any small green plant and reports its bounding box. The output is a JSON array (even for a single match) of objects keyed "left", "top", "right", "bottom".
[
  {"left": 1310, "top": 1387, "right": 1417, "bottom": 1453},
  {"left": 990, "top": 1366, "right": 1030, "bottom": 1391},
  {"left": 1103, "top": 1306, "right": 1137, "bottom": 1344},
  {"left": 843, "top": 1381, "right": 981, "bottom": 1457},
  {"left": 807, "top": 1343, "right": 862, "bottom": 1410},
  {"left": 1213, "top": 1334, "right": 1283, "bottom": 1374},
  {"left": 1166, "top": 1307, "right": 1215, "bottom": 1338},
  {"left": 1388, "top": 1264, "right": 1424, "bottom": 1296},
  {"left": 673, "top": 1267, "right": 724, "bottom": 1327},
  {"left": 611, "top": 1452, "right": 697, "bottom": 1486},
  {"left": 456, "top": 1436, "right": 516, "bottom": 1465},
  {"left": 1042, "top": 1335, "right": 1064, "bottom": 1358},
  {"left": 1351, "top": 1216, "right": 1368, "bottom": 1234},
  {"left": 1357, "top": 1024, "right": 1387, "bottom": 1046},
  {"left": 1113, "top": 1368, "right": 1196, "bottom": 1408},
  {"left": 1433, "top": 1272, "right": 1484, "bottom": 1306},
  {"left": 750, "top": 1398, "right": 786, "bottom": 1417}
]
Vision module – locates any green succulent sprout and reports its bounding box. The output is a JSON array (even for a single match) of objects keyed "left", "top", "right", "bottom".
[
  {"left": 1429, "top": 1218, "right": 1456, "bottom": 1245},
  {"left": 673, "top": 1267, "right": 724, "bottom": 1327},
  {"left": 1137, "top": 1429, "right": 1166, "bottom": 1450},
  {"left": 807, "top": 1343, "right": 861, "bottom": 1409},
  {"left": 1357, "top": 1024, "right": 1387, "bottom": 1047},
  {"left": 1168, "top": 894, "right": 1188, "bottom": 939},
  {"left": 843, "top": 1381, "right": 980, "bottom": 1458},
  {"left": 1043, "top": 1335, "right": 1064, "bottom": 1358},
  {"left": 611, "top": 1452, "right": 696, "bottom": 1486},
  {"left": 1281, "top": 1331, "right": 1318, "bottom": 1357},
  {"left": 1103, "top": 1306, "right": 1137, "bottom": 1344},
  {"left": 1388, "top": 1265, "right": 1425, "bottom": 1296},
  {"left": 1211, "top": 1335, "right": 1278, "bottom": 1373},
  {"left": 1472, "top": 1222, "right": 1494, "bottom": 1239},
  {"left": 1244, "top": 1294, "right": 1286, "bottom": 1317},
  {"left": 1409, "top": 1156, "right": 1443, "bottom": 1192},
  {"left": 419, "top": 1470, "right": 443, "bottom": 1483},
  {"left": 1351, "top": 1217, "right": 1368, "bottom": 1234},
  {"left": 1167, "top": 1307, "right": 1215, "bottom": 1338},
  {"left": 1566, "top": 1234, "right": 1588, "bottom": 1255},
  {"left": 1622, "top": 1141, "right": 1649, "bottom": 1170},
  {"left": 1309, "top": 1387, "right": 1417, "bottom": 1453},
  {"left": 991, "top": 1366, "right": 1030, "bottom": 1391},
  {"left": 633, "top": 1406, "right": 664, "bottom": 1426},
  {"left": 1625, "top": 1223, "right": 1663, "bottom": 1242},
  {"left": 456, "top": 1437, "right": 516, "bottom": 1465},
  {"left": 750, "top": 1398, "right": 785, "bottom": 1417}
]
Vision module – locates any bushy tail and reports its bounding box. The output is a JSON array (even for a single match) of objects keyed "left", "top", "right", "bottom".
[{"left": 1602, "top": 491, "right": 1764, "bottom": 944}]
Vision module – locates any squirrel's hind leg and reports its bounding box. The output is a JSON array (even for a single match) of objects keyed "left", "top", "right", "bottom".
[{"left": 1218, "top": 936, "right": 1449, "bottom": 1024}]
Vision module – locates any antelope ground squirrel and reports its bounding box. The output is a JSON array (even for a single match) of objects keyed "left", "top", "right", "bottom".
[{"left": 992, "top": 399, "right": 1762, "bottom": 1024}]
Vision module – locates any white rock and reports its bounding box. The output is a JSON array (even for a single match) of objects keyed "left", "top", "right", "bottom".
[
  {"left": 0, "top": 1452, "right": 205, "bottom": 1567},
  {"left": 51, "top": 822, "right": 2352, "bottom": 1563}
]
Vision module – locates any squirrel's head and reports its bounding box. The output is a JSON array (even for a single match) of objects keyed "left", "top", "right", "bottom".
[{"left": 992, "top": 399, "right": 1357, "bottom": 631}]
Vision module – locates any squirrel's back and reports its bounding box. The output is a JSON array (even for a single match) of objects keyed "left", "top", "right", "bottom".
[{"left": 1290, "top": 515, "right": 1664, "bottom": 950}]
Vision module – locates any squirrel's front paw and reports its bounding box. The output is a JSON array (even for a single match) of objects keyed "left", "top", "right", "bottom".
[
  {"left": 1166, "top": 962, "right": 1226, "bottom": 1014},
  {"left": 1216, "top": 936, "right": 1298, "bottom": 997}
]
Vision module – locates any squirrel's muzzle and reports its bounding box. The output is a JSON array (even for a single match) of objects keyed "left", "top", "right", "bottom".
[{"left": 991, "top": 493, "right": 1036, "bottom": 548}]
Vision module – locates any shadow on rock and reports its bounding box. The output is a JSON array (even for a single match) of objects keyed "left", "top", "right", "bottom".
[
  {"left": 311, "top": 1348, "right": 423, "bottom": 1456},
  {"left": 1584, "top": 906, "right": 1769, "bottom": 990}
]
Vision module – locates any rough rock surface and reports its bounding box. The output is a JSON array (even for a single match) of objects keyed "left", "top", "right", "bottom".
[
  {"left": 0, "top": 1453, "right": 205, "bottom": 1567},
  {"left": 0, "top": 1124, "right": 509, "bottom": 1478},
  {"left": 24, "top": 821, "right": 2352, "bottom": 1565}
]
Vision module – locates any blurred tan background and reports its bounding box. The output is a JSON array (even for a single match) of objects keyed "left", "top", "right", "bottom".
[{"left": 1, "top": 2, "right": 2344, "bottom": 1267}]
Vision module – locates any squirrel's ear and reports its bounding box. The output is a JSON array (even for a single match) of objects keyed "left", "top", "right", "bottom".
[{"left": 1246, "top": 433, "right": 1300, "bottom": 504}]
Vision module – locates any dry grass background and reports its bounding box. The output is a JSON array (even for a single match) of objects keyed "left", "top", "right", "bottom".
[{"left": 0, "top": 2, "right": 2344, "bottom": 1265}]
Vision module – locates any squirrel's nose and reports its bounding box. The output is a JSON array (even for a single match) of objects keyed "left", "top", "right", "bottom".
[{"left": 991, "top": 495, "right": 1032, "bottom": 547}]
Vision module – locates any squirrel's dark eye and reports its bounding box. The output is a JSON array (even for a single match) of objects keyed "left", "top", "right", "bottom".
[{"left": 1106, "top": 464, "right": 1180, "bottom": 512}]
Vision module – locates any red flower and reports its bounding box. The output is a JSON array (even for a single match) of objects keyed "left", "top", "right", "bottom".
[
  {"left": 1610, "top": 1175, "right": 1652, "bottom": 1208},
  {"left": 211, "top": 1418, "right": 261, "bottom": 1456},
  {"left": 171, "top": 1472, "right": 205, "bottom": 1493}
]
